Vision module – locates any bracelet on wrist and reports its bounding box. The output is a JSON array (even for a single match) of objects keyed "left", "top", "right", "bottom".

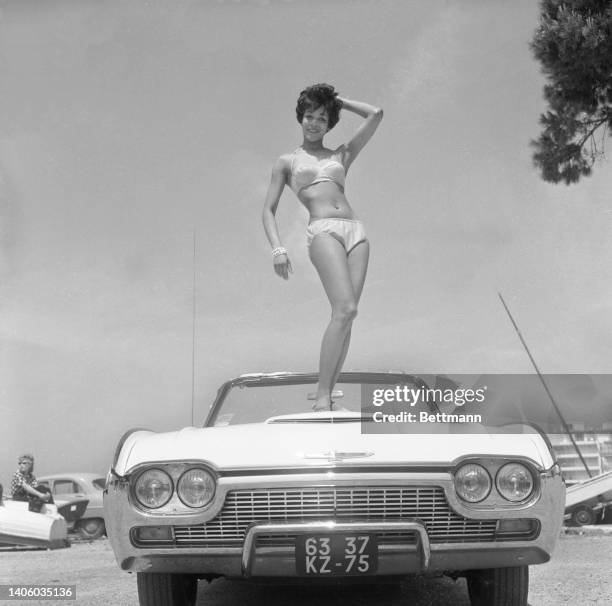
[{"left": 271, "top": 246, "right": 288, "bottom": 258}]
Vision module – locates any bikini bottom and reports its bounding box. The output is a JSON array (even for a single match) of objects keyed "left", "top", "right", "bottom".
[{"left": 306, "top": 218, "right": 367, "bottom": 253}]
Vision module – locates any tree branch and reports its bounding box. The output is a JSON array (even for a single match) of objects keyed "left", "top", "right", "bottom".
[{"left": 577, "top": 116, "right": 608, "bottom": 148}]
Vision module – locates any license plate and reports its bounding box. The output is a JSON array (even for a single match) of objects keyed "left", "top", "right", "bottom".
[{"left": 295, "top": 534, "right": 378, "bottom": 576}]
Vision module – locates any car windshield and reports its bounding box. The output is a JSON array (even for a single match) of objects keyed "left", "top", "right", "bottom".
[
  {"left": 93, "top": 478, "right": 105, "bottom": 490},
  {"left": 208, "top": 377, "right": 422, "bottom": 426}
]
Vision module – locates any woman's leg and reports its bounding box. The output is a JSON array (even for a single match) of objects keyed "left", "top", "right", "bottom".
[
  {"left": 309, "top": 235, "right": 368, "bottom": 410},
  {"left": 328, "top": 240, "right": 370, "bottom": 391}
]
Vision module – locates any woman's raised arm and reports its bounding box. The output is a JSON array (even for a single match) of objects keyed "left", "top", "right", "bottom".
[{"left": 337, "top": 96, "right": 383, "bottom": 170}]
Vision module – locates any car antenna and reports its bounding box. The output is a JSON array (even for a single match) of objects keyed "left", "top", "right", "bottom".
[
  {"left": 498, "top": 292, "right": 592, "bottom": 478},
  {"left": 191, "top": 229, "right": 196, "bottom": 426}
]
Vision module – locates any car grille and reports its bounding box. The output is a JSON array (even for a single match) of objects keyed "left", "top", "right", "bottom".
[{"left": 171, "top": 486, "right": 499, "bottom": 547}]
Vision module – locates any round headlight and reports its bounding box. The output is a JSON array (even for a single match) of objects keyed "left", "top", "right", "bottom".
[
  {"left": 454, "top": 463, "right": 491, "bottom": 503},
  {"left": 134, "top": 469, "right": 173, "bottom": 509},
  {"left": 496, "top": 463, "right": 534, "bottom": 502},
  {"left": 177, "top": 468, "right": 216, "bottom": 508}
]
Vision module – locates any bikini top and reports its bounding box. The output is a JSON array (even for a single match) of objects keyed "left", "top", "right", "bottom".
[{"left": 289, "top": 148, "right": 346, "bottom": 195}]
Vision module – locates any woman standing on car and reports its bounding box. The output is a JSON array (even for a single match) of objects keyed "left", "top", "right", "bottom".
[
  {"left": 10, "top": 454, "right": 51, "bottom": 503},
  {"left": 262, "top": 84, "right": 383, "bottom": 411}
]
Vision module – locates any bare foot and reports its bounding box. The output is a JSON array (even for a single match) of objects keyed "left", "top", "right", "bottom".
[
  {"left": 312, "top": 396, "right": 332, "bottom": 411},
  {"left": 330, "top": 402, "right": 349, "bottom": 412}
]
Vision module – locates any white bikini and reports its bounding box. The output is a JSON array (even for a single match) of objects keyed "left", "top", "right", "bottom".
[{"left": 289, "top": 148, "right": 367, "bottom": 252}]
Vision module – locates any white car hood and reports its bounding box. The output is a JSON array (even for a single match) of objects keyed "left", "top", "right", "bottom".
[{"left": 115, "top": 419, "right": 553, "bottom": 475}]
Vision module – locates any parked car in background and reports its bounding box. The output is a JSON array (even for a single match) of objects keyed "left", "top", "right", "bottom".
[
  {"left": 37, "top": 473, "right": 106, "bottom": 539},
  {"left": 105, "top": 371, "right": 565, "bottom": 606}
]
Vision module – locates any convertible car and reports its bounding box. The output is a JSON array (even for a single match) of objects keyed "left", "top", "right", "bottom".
[{"left": 104, "top": 372, "right": 565, "bottom": 606}]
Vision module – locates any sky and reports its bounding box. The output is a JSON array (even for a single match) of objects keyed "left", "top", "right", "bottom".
[{"left": 1, "top": 0, "right": 611, "bottom": 484}]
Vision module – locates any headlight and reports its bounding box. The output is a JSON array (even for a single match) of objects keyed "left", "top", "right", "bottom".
[
  {"left": 454, "top": 463, "right": 491, "bottom": 503},
  {"left": 134, "top": 469, "right": 173, "bottom": 509},
  {"left": 177, "top": 468, "right": 216, "bottom": 508},
  {"left": 496, "top": 463, "right": 534, "bottom": 502}
]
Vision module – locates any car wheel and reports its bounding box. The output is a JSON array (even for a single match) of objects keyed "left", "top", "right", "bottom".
[
  {"left": 467, "top": 565, "right": 528, "bottom": 606},
  {"left": 76, "top": 518, "right": 106, "bottom": 540},
  {"left": 137, "top": 573, "right": 198, "bottom": 606},
  {"left": 571, "top": 506, "right": 596, "bottom": 526}
]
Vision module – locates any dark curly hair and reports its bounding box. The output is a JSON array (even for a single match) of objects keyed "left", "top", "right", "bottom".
[{"left": 296, "top": 83, "right": 342, "bottom": 131}]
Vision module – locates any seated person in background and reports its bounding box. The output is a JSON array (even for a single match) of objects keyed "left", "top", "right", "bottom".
[{"left": 11, "top": 454, "right": 51, "bottom": 505}]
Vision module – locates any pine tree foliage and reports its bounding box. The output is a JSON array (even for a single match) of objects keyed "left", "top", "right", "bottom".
[{"left": 531, "top": 0, "right": 612, "bottom": 183}]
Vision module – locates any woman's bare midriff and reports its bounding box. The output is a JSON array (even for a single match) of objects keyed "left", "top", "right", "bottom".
[{"left": 297, "top": 181, "right": 357, "bottom": 221}]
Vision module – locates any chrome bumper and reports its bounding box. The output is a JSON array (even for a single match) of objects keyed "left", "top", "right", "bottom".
[{"left": 243, "top": 520, "right": 430, "bottom": 576}]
